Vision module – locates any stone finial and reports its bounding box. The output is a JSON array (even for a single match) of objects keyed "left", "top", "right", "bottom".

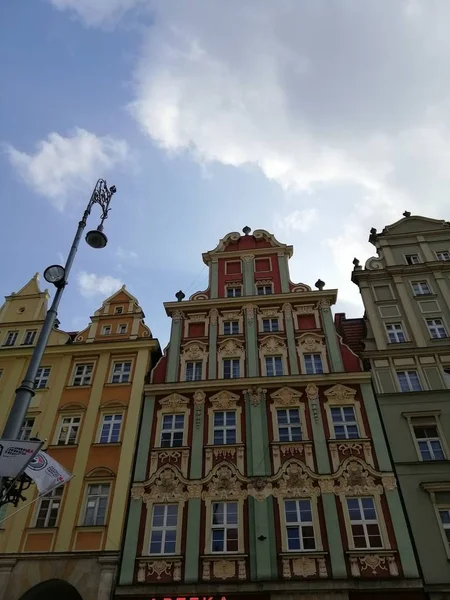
[
  {"left": 242, "top": 226, "right": 251, "bottom": 235},
  {"left": 403, "top": 211, "right": 411, "bottom": 217},
  {"left": 175, "top": 290, "right": 185, "bottom": 302},
  {"left": 352, "top": 257, "right": 360, "bottom": 268},
  {"left": 315, "top": 279, "right": 325, "bottom": 291}
]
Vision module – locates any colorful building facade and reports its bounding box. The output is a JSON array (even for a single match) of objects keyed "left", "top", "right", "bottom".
[
  {"left": 350, "top": 213, "right": 450, "bottom": 599},
  {"left": 0, "top": 275, "right": 160, "bottom": 600},
  {"left": 116, "top": 228, "right": 423, "bottom": 600}
]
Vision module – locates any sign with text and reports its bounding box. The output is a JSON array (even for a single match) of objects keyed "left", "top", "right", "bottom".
[{"left": 0, "top": 439, "right": 42, "bottom": 477}]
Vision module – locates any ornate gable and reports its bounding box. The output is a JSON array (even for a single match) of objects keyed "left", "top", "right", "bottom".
[
  {"left": 209, "top": 390, "right": 240, "bottom": 409},
  {"left": 324, "top": 383, "right": 357, "bottom": 405}
]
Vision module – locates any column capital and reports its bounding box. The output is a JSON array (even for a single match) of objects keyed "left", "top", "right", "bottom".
[{"left": 241, "top": 253, "right": 255, "bottom": 262}]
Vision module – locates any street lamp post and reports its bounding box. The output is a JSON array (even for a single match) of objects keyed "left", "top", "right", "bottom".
[{"left": 1, "top": 178, "right": 116, "bottom": 444}]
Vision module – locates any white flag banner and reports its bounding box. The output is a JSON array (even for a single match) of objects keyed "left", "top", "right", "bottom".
[
  {"left": 0, "top": 439, "right": 42, "bottom": 477},
  {"left": 25, "top": 451, "right": 72, "bottom": 494}
]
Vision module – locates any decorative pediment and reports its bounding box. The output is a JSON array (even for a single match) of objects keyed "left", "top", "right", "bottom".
[
  {"left": 209, "top": 390, "right": 240, "bottom": 410},
  {"left": 270, "top": 387, "right": 303, "bottom": 407},
  {"left": 221, "top": 310, "right": 241, "bottom": 320},
  {"left": 291, "top": 283, "right": 312, "bottom": 293},
  {"left": 100, "top": 399, "right": 127, "bottom": 409},
  {"left": 218, "top": 338, "right": 244, "bottom": 357},
  {"left": 260, "top": 335, "right": 286, "bottom": 354},
  {"left": 159, "top": 393, "right": 190, "bottom": 411},
  {"left": 260, "top": 307, "right": 281, "bottom": 318},
  {"left": 324, "top": 384, "right": 357, "bottom": 405},
  {"left": 59, "top": 403, "right": 86, "bottom": 412},
  {"left": 86, "top": 467, "right": 116, "bottom": 479},
  {"left": 272, "top": 460, "right": 320, "bottom": 498},
  {"left": 202, "top": 462, "right": 248, "bottom": 500},
  {"left": 133, "top": 465, "right": 189, "bottom": 503},
  {"left": 323, "top": 457, "right": 386, "bottom": 496},
  {"left": 181, "top": 342, "right": 208, "bottom": 360},
  {"left": 297, "top": 333, "right": 324, "bottom": 352}
]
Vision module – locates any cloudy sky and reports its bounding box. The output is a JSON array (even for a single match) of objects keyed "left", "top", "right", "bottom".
[{"left": 1, "top": 0, "right": 450, "bottom": 343}]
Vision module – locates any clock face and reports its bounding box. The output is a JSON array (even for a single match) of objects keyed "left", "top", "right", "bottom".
[{"left": 44, "top": 265, "right": 65, "bottom": 284}]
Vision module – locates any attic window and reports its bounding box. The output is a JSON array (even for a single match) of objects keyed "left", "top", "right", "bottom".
[{"left": 115, "top": 306, "right": 124, "bottom": 314}]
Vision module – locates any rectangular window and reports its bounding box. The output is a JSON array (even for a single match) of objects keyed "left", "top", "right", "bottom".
[
  {"left": 223, "top": 321, "right": 239, "bottom": 335},
  {"left": 57, "top": 415, "right": 81, "bottom": 445},
  {"left": 412, "top": 419, "right": 445, "bottom": 460},
  {"left": 102, "top": 325, "right": 112, "bottom": 335},
  {"left": 331, "top": 407, "right": 360, "bottom": 439},
  {"left": 83, "top": 483, "right": 110, "bottom": 526},
  {"left": 19, "top": 417, "right": 35, "bottom": 441},
  {"left": 412, "top": 281, "right": 431, "bottom": 296},
  {"left": 439, "top": 510, "right": 450, "bottom": 545},
  {"left": 405, "top": 254, "right": 420, "bottom": 265},
  {"left": 35, "top": 486, "right": 63, "bottom": 528},
  {"left": 211, "top": 502, "right": 238, "bottom": 553},
  {"left": 117, "top": 324, "right": 127, "bottom": 334},
  {"left": 23, "top": 330, "right": 37, "bottom": 345},
  {"left": 111, "top": 361, "right": 131, "bottom": 383},
  {"left": 385, "top": 323, "right": 406, "bottom": 343},
  {"left": 257, "top": 285, "right": 273, "bottom": 295},
  {"left": 262, "top": 318, "right": 279, "bottom": 332},
  {"left": 213, "top": 411, "right": 236, "bottom": 445},
  {"left": 226, "top": 287, "right": 242, "bottom": 298},
  {"left": 223, "top": 358, "right": 240, "bottom": 379},
  {"left": 160, "top": 414, "right": 184, "bottom": 447},
  {"left": 436, "top": 251, "right": 450, "bottom": 262},
  {"left": 4, "top": 331, "right": 18, "bottom": 346},
  {"left": 115, "top": 306, "right": 123, "bottom": 314},
  {"left": 149, "top": 504, "right": 178, "bottom": 554},
  {"left": 185, "top": 361, "right": 202, "bottom": 381},
  {"left": 347, "top": 497, "right": 382, "bottom": 549},
  {"left": 304, "top": 354, "right": 324, "bottom": 374},
  {"left": 99, "top": 414, "right": 123, "bottom": 443},
  {"left": 397, "top": 370, "right": 422, "bottom": 392},
  {"left": 34, "top": 366, "right": 51, "bottom": 389},
  {"left": 277, "top": 408, "right": 302, "bottom": 442},
  {"left": 284, "top": 499, "right": 315, "bottom": 551},
  {"left": 72, "top": 363, "right": 93, "bottom": 386},
  {"left": 426, "top": 318, "right": 448, "bottom": 339},
  {"left": 265, "top": 356, "right": 284, "bottom": 376}
]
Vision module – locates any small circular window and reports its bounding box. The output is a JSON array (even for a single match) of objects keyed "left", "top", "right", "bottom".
[{"left": 18, "top": 307, "right": 26, "bottom": 313}]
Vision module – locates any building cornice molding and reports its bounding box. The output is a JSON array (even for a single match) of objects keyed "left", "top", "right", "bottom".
[{"left": 0, "top": 338, "right": 159, "bottom": 358}]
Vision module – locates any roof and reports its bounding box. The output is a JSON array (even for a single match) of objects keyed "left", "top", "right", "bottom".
[{"left": 334, "top": 313, "right": 366, "bottom": 354}]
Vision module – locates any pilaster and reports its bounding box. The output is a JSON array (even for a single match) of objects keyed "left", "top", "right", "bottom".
[
  {"left": 208, "top": 310, "right": 218, "bottom": 379},
  {"left": 385, "top": 488, "right": 420, "bottom": 578},
  {"left": 360, "top": 383, "right": 391, "bottom": 471},
  {"left": 0, "top": 559, "right": 16, "bottom": 600},
  {"left": 283, "top": 303, "right": 299, "bottom": 375},
  {"left": 97, "top": 557, "right": 118, "bottom": 600},
  {"left": 242, "top": 254, "right": 255, "bottom": 296},
  {"left": 166, "top": 310, "right": 183, "bottom": 382},
  {"left": 210, "top": 258, "right": 219, "bottom": 299},
  {"left": 359, "top": 283, "right": 387, "bottom": 350},
  {"left": 317, "top": 300, "right": 344, "bottom": 372},
  {"left": 277, "top": 252, "right": 290, "bottom": 293},
  {"left": 393, "top": 275, "right": 427, "bottom": 347},
  {"left": 244, "top": 304, "right": 259, "bottom": 377}
]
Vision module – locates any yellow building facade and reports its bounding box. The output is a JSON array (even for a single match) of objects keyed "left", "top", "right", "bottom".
[{"left": 0, "top": 274, "right": 160, "bottom": 600}]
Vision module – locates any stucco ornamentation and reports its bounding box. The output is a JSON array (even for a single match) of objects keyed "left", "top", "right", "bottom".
[
  {"left": 222, "top": 310, "right": 241, "bottom": 320},
  {"left": 333, "top": 460, "right": 383, "bottom": 496},
  {"left": 292, "top": 556, "right": 316, "bottom": 577},
  {"left": 282, "top": 302, "right": 292, "bottom": 320},
  {"left": 248, "top": 477, "right": 272, "bottom": 501},
  {"left": 131, "top": 484, "right": 145, "bottom": 500},
  {"left": 193, "top": 389, "right": 206, "bottom": 428},
  {"left": 238, "top": 560, "right": 246, "bottom": 580},
  {"left": 298, "top": 334, "right": 322, "bottom": 352},
  {"left": 172, "top": 310, "right": 184, "bottom": 324},
  {"left": 189, "top": 313, "right": 206, "bottom": 322},
  {"left": 202, "top": 561, "right": 211, "bottom": 581},
  {"left": 318, "top": 557, "right": 327, "bottom": 578},
  {"left": 181, "top": 342, "right": 208, "bottom": 361},
  {"left": 209, "top": 308, "right": 218, "bottom": 325},
  {"left": 387, "top": 555, "right": 399, "bottom": 576},
  {"left": 260, "top": 307, "right": 280, "bottom": 318},
  {"left": 218, "top": 338, "right": 244, "bottom": 356},
  {"left": 243, "top": 303, "right": 258, "bottom": 323},
  {"left": 213, "top": 560, "right": 235, "bottom": 579},
  {"left": 245, "top": 386, "right": 266, "bottom": 407},
  {"left": 271, "top": 386, "right": 302, "bottom": 407},
  {"left": 318, "top": 479, "right": 335, "bottom": 494},
  {"left": 359, "top": 554, "right": 387, "bottom": 575},
  {"left": 203, "top": 464, "right": 247, "bottom": 500},
  {"left": 159, "top": 393, "right": 190, "bottom": 412},
  {"left": 147, "top": 560, "right": 174, "bottom": 580},
  {"left": 137, "top": 563, "right": 146, "bottom": 582},
  {"left": 296, "top": 305, "right": 315, "bottom": 314},
  {"left": 186, "top": 483, "right": 203, "bottom": 499},
  {"left": 209, "top": 390, "right": 240, "bottom": 410},
  {"left": 143, "top": 467, "right": 187, "bottom": 503},
  {"left": 282, "top": 558, "right": 291, "bottom": 578},
  {"left": 261, "top": 335, "right": 287, "bottom": 354},
  {"left": 315, "top": 299, "right": 331, "bottom": 312},
  {"left": 273, "top": 462, "right": 320, "bottom": 498},
  {"left": 241, "top": 254, "right": 255, "bottom": 263},
  {"left": 291, "top": 283, "right": 311, "bottom": 292},
  {"left": 382, "top": 475, "right": 397, "bottom": 491},
  {"left": 324, "top": 383, "right": 357, "bottom": 404}
]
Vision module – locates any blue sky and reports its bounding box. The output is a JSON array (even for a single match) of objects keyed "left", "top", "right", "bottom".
[{"left": 1, "top": 0, "right": 450, "bottom": 344}]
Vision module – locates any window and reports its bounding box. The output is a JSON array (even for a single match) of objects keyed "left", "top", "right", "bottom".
[
  {"left": 99, "top": 414, "right": 123, "bottom": 443},
  {"left": 117, "top": 324, "right": 127, "bottom": 334},
  {"left": 19, "top": 417, "right": 35, "bottom": 441},
  {"left": 262, "top": 318, "right": 279, "bottom": 333},
  {"left": 265, "top": 355, "right": 284, "bottom": 376},
  {"left": 444, "top": 368, "right": 450, "bottom": 386},
  {"left": 412, "top": 281, "right": 431, "bottom": 296},
  {"left": 436, "top": 251, "right": 450, "bottom": 262},
  {"left": 160, "top": 414, "right": 184, "bottom": 447},
  {"left": 412, "top": 420, "right": 445, "bottom": 460},
  {"left": 83, "top": 483, "right": 110, "bottom": 526},
  {"left": 284, "top": 499, "right": 315, "bottom": 551},
  {"left": 223, "top": 359, "right": 240, "bottom": 379},
  {"left": 211, "top": 502, "right": 238, "bottom": 553},
  {"left": 115, "top": 306, "right": 124, "bottom": 314},
  {"left": 347, "top": 497, "right": 382, "bottom": 549},
  {"left": 57, "top": 416, "right": 81, "bottom": 445},
  {"left": 385, "top": 323, "right": 406, "bottom": 343},
  {"left": 34, "top": 366, "right": 51, "bottom": 389},
  {"left": 4, "top": 331, "right": 18, "bottom": 346},
  {"left": 304, "top": 354, "right": 324, "bottom": 374},
  {"left": 72, "top": 363, "right": 93, "bottom": 386},
  {"left": 23, "top": 330, "right": 37, "bottom": 345},
  {"left": 111, "top": 361, "right": 131, "bottom": 383},
  {"left": 224, "top": 321, "right": 239, "bottom": 335},
  {"left": 226, "top": 287, "right": 242, "bottom": 298},
  {"left": 277, "top": 409, "right": 302, "bottom": 442},
  {"left": 213, "top": 411, "right": 236, "bottom": 445},
  {"left": 35, "top": 486, "right": 63, "bottom": 528},
  {"left": 397, "top": 370, "right": 422, "bottom": 392},
  {"left": 426, "top": 318, "right": 448, "bottom": 339},
  {"left": 102, "top": 325, "right": 111, "bottom": 335},
  {"left": 405, "top": 254, "right": 420, "bottom": 265},
  {"left": 149, "top": 504, "right": 178, "bottom": 554},
  {"left": 185, "top": 361, "right": 202, "bottom": 381},
  {"left": 439, "top": 510, "right": 450, "bottom": 545},
  {"left": 331, "top": 407, "right": 360, "bottom": 439},
  {"left": 257, "top": 285, "right": 273, "bottom": 295}
]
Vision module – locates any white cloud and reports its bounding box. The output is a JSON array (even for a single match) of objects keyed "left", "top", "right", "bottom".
[
  {"left": 77, "top": 271, "right": 123, "bottom": 298},
  {"left": 116, "top": 246, "right": 138, "bottom": 261},
  {"left": 275, "top": 208, "right": 318, "bottom": 233},
  {"left": 6, "top": 128, "right": 129, "bottom": 210},
  {"left": 48, "top": 0, "right": 145, "bottom": 27}
]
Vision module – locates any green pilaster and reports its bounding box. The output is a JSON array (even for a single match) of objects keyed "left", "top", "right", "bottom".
[
  {"left": 277, "top": 254, "right": 290, "bottom": 293},
  {"left": 166, "top": 313, "right": 183, "bottom": 382},
  {"left": 246, "top": 389, "right": 271, "bottom": 476},
  {"left": 242, "top": 254, "right": 255, "bottom": 296},
  {"left": 360, "top": 383, "right": 391, "bottom": 471},
  {"left": 210, "top": 259, "right": 219, "bottom": 299},
  {"left": 322, "top": 494, "right": 347, "bottom": 577},
  {"left": 284, "top": 304, "right": 299, "bottom": 375},
  {"left": 119, "top": 396, "right": 155, "bottom": 584},
  {"left": 319, "top": 302, "right": 344, "bottom": 372},
  {"left": 307, "top": 393, "right": 331, "bottom": 475},
  {"left": 245, "top": 306, "right": 259, "bottom": 377},
  {"left": 208, "top": 311, "right": 218, "bottom": 379},
  {"left": 385, "top": 489, "right": 419, "bottom": 578}
]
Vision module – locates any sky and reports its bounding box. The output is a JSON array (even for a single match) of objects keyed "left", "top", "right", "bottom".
[{"left": 1, "top": 0, "right": 450, "bottom": 345}]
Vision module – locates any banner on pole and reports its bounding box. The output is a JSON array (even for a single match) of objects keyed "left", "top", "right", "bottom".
[
  {"left": 0, "top": 439, "right": 42, "bottom": 477},
  {"left": 25, "top": 451, "right": 72, "bottom": 494}
]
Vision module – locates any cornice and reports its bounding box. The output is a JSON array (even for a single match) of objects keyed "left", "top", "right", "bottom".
[
  {"left": 202, "top": 246, "right": 294, "bottom": 264},
  {"left": 363, "top": 345, "right": 450, "bottom": 359},
  {"left": 144, "top": 371, "right": 371, "bottom": 394},
  {"left": 353, "top": 261, "right": 450, "bottom": 282}
]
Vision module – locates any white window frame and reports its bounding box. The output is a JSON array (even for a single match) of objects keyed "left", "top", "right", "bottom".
[
  {"left": 222, "top": 358, "right": 240, "bottom": 379},
  {"left": 396, "top": 370, "right": 422, "bottom": 392},
  {"left": 117, "top": 323, "right": 128, "bottom": 334},
  {"left": 35, "top": 366, "right": 51, "bottom": 389},
  {"left": 256, "top": 283, "right": 273, "bottom": 296},
  {"left": 385, "top": 322, "right": 407, "bottom": 343},
  {"left": 98, "top": 413, "right": 123, "bottom": 444},
  {"left": 56, "top": 415, "right": 81, "bottom": 445},
  {"left": 82, "top": 483, "right": 110, "bottom": 526},
  {"left": 438, "top": 508, "right": 450, "bottom": 553},
  {"left": 223, "top": 321, "right": 239, "bottom": 335},
  {"left": 71, "top": 363, "right": 94, "bottom": 386},
  {"left": 211, "top": 501, "right": 239, "bottom": 553},
  {"left": 303, "top": 353, "right": 324, "bottom": 374},
  {"left": 110, "top": 361, "right": 132, "bottom": 384},
  {"left": 160, "top": 413, "right": 185, "bottom": 448},
  {"left": 101, "top": 325, "right": 112, "bottom": 335},
  {"left": 346, "top": 497, "right": 384, "bottom": 550},
  {"left": 405, "top": 253, "right": 421, "bottom": 265},
  {"left": 411, "top": 281, "right": 432, "bottom": 296},
  {"left": 185, "top": 360, "right": 203, "bottom": 382},
  {"left": 330, "top": 406, "right": 360, "bottom": 440},
  {"left": 262, "top": 318, "right": 279, "bottom": 333},
  {"left": 149, "top": 504, "right": 178, "bottom": 555},
  {"left": 213, "top": 410, "right": 237, "bottom": 445},
  {"left": 426, "top": 318, "right": 448, "bottom": 339},
  {"left": 284, "top": 499, "right": 316, "bottom": 551},
  {"left": 19, "top": 417, "right": 35, "bottom": 441},
  {"left": 4, "top": 331, "right": 18, "bottom": 346},
  {"left": 265, "top": 355, "right": 284, "bottom": 376},
  {"left": 276, "top": 408, "right": 303, "bottom": 442},
  {"left": 226, "top": 286, "right": 242, "bottom": 298},
  {"left": 444, "top": 367, "right": 450, "bottom": 389},
  {"left": 23, "top": 330, "right": 37, "bottom": 345},
  {"left": 435, "top": 250, "right": 450, "bottom": 262},
  {"left": 34, "top": 486, "right": 63, "bottom": 528}
]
